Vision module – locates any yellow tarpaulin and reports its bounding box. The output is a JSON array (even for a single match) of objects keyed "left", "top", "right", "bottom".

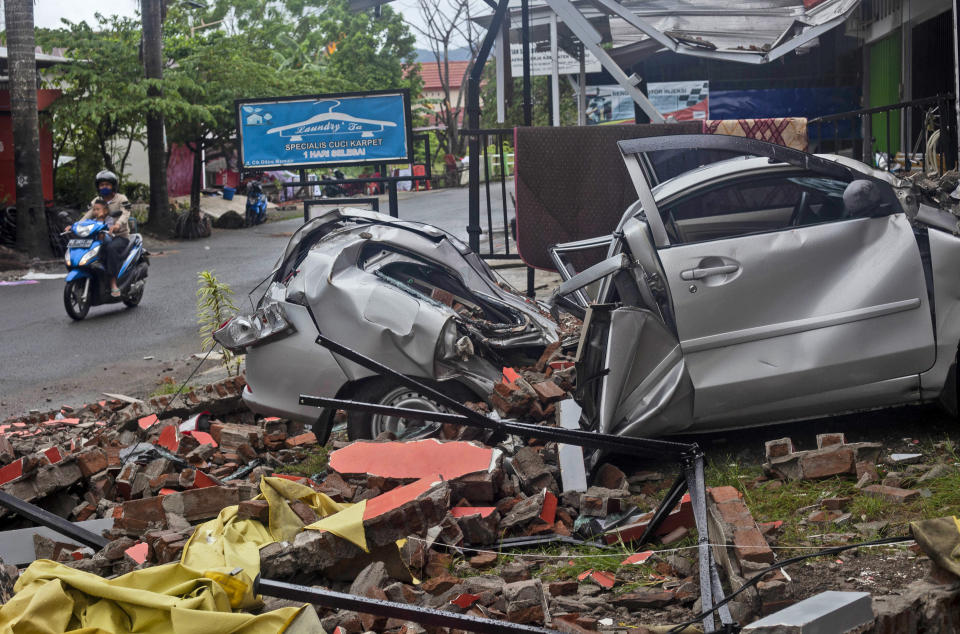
[
  {"left": 0, "top": 560, "right": 306, "bottom": 634},
  {"left": 181, "top": 476, "right": 368, "bottom": 577},
  {"left": 0, "top": 476, "right": 371, "bottom": 634}
]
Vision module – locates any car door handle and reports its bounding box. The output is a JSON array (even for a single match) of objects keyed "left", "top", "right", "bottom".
[{"left": 680, "top": 264, "right": 740, "bottom": 281}]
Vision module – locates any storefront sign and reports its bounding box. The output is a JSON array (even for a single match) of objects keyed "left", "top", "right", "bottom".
[
  {"left": 509, "top": 42, "right": 600, "bottom": 76},
  {"left": 236, "top": 90, "right": 412, "bottom": 169}
]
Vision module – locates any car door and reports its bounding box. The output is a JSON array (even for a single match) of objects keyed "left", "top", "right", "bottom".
[{"left": 618, "top": 135, "right": 936, "bottom": 428}]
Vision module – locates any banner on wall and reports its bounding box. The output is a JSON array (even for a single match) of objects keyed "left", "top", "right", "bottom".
[
  {"left": 236, "top": 89, "right": 412, "bottom": 169},
  {"left": 585, "top": 81, "right": 709, "bottom": 124},
  {"left": 509, "top": 41, "right": 601, "bottom": 76}
]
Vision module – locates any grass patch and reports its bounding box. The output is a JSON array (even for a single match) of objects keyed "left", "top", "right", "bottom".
[
  {"left": 701, "top": 439, "right": 960, "bottom": 553},
  {"left": 150, "top": 376, "right": 194, "bottom": 397},
  {"left": 277, "top": 447, "right": 330, "bottom": 477}
]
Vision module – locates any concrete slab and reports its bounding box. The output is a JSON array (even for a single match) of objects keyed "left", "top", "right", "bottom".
[
  {"left": 0, "top": 518, "right": 115, "bottom": 566},
  {"left": 329, "top": 439, "right": 497, "bottom": 481},
  {"left": 557, "top": 399, "right": 587, "bottom": 493},
  {"left": 743, "top": 591, "right": 872, "bottom": 633}
]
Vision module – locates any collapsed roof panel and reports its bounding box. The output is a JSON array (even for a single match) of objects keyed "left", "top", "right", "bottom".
[{"left": 475, "top": 0, "right": 860, "bottom": 65}]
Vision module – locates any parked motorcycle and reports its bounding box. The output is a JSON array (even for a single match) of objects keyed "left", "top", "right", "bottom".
[
  {"left": 60, "top": 210, "right": 149, "bottom": 320},
  {"left": 245, "top": 182, "right": 267, "bottom": 226},
  {"left": 321, "top": 169, "right": 348, "bottom": 198}
]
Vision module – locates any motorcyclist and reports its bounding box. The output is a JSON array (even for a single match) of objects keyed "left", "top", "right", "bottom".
[{"left": 78, "top": 170, "right": 132, "bottom": 297}]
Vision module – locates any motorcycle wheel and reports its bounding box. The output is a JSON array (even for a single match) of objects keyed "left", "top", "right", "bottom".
[
  {"left": 123, "top": 281, "right": 144, "bottom": 308},
  {"left": 63, "top": 279, "right": 90, "bottom": 320}
]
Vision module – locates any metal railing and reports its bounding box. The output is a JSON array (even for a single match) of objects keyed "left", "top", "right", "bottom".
[
  {"left": 462, "top": 127, "right": 537, "bottom": 298},
  {"left": 809, "top": 94, "right": 956, "bottom": 174}
]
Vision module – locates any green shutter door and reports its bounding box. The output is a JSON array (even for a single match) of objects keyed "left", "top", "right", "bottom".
[{"left": 869, "top": 32, "right": 902, "bottom": 159}]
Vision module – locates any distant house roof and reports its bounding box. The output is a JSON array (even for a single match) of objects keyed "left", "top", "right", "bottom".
[
  {"left": 0, "top": 47, "right": 73, "bottom": 70},
  {"left": 418, "top": 61, "right": 471, "bottom": 92}
]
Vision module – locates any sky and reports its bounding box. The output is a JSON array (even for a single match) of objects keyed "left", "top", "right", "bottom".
[
  {"left": 30, "top": 0, "right": 465, "bottom": 50},
  {"left": 34, "top": 1, "right": 140, "bottom": 30}
]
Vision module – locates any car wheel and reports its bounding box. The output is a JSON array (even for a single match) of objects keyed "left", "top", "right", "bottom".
[
  {"left": 63, "top": 279, "right": 90, "bottom": 320},
  {"left": 346, "top": 378, "right": 464, "bottom": 441}
]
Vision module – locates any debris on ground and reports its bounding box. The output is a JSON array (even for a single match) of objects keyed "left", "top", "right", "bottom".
[{"left": 1, "top": 375, "right": 960, "bottom": 632}]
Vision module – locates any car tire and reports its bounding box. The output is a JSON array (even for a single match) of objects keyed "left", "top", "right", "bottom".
[{"left": 345, "top": 377, "right": 472, "bottom": 441}]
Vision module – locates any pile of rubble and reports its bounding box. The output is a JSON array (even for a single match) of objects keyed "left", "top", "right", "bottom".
[
  {"left": 0, "top": 372, "right": 705, "bottom": 631},
  {"left": 3, "top": 370, "right": 960, "bottom": 632},
  {"left": 907, "top": 169, "right": 960, "bottom": 213}
]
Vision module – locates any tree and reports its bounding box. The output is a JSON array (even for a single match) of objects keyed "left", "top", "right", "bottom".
[
  {"left": 142, "top": 0, "right": 175, "bottom": 237},
  {"left": 4, "top": 0, "right": 51, "bottom": 257},
  {"left": 409, "top": 0, "right": 481, "bottom": 158},
  {"left": 161, "top": 23, "right": 285, "bottom": 236},
  {"left": 40, "top": 16, "right": 146, "bottom": 200},
  {"left": 480, "top": 62, "right": 577, "bottom": 128},
  {"left": 211, "top": 0, "right": 420, "bottom": 95}
]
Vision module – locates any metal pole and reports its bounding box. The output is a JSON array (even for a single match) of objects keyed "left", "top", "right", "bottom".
[
  {"left": 954, "top": 0, "right": 960, "bottom": 166},
  {"left": 521, "top": 0, "right": 533, "bottom": 126},
  {"left": 255, "top": 577, "right": 552, "bottom": 634},
  {"left": 578, "top": 43, "right": 587, "bottom": 126},
  {"left": 550, "top": 11, "right": 561, "bottom": 127},
  {"left": 0, "top": 491, "right": 109, "bottom": 551},
  {"left": 496, "top": 28, "right": 506, "bottom": 124},
  {"left": 388, "top": 178, "right": 399, "bottom": 218},
  {"left": 468, "top": 0, "right": 511, "bottom": 253}
]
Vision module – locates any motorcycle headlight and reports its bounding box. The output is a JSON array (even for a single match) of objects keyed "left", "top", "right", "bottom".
[
  {"left": 74, "top": 224, "right": 93, "bottom": 237},
  {"left": 213, "top": 300, "right": 295, "bottom": 353},
  {"left": 78, "top": 245, "right": 100, "bottom": 267},
  {"left": 64, "top": 249, "right": 71, "bottom": 267}
]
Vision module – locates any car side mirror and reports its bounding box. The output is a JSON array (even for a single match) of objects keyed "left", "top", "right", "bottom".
[{"left": 109, "top": 209, "right": 123, "bottom": 218}]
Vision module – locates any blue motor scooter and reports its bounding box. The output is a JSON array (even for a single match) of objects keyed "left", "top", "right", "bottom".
[
  {"left": 245, "top": 182, "right": 267, "bottom": 226},
  {"left": 60, "top": 210, "right": 149, "bottom": 320}
]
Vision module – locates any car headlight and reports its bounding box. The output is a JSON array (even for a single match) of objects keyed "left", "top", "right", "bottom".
[
  {"left": 78, "top": 245, "right": 100, "bottom": 267},
  {"left": 213, "top": 300, "right": 296, "bottom": 353}
]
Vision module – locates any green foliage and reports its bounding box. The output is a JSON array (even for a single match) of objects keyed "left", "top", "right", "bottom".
[
  {"left": 196, "top": 270, "right": 241, "bottom": 376},
  {"left": 121, "top": 181, "right": 150, "bottom": 203},
  {"left": 278, "top": 447, "right": 330, "bottom": 477},
  {"left": 479, "top": 62, "right": 578, "bottom": 128},
  {"left": 150, "top": 375, "right": 196, "bottom": 397},
  {"left": 37, "top": 1, "right": 420, "bottom": 209},
  {"left": 38, "top": 15, "right": 147, "bottom": 205}
]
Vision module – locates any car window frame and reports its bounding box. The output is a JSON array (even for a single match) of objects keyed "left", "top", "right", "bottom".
[{"left": 653, "top": 166, "right": 900, "bottom": 249}]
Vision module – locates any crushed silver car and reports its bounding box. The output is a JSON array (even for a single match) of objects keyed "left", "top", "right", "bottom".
[
  {"left": 553, "top": 134, "right": 960, "bottom": 438},
  {"left": 218, "top": 134, "right": 960, "bottom": 443},
  {"left": 215, "top": 207, "right": 561, "bottom": 440}
]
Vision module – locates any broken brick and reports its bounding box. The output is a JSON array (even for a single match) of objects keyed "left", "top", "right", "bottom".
[
  {"left": 799, "top": 447, "right": 854, "bottom": 479},
  {"left": 530, "top": 380, "right": 566, "bottom": 404},
  {"left": 284, "top": 432, "right": 317, "bottom": 449},
  {"left": 732, "top": 528, "right": 775, "bottom": 564},
  {"left": 862, "top": 484, "right": 921, "bottom": 504},
  {"left": 764, "top": 438, "right": 793, "bottom": 460},
  {"left": 161, "top": 486, "right": 240, "bottom": 522},
  {"left": 595, "top": 463, "right": 627, "bottom": 491},
  {"left": 817, "top": 432, "right": 846, "bottom": 449}
]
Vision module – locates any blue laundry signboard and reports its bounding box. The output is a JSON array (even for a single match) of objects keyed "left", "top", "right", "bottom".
[{"left": 236, "top": 89, "right": 412, "bottom": 169}]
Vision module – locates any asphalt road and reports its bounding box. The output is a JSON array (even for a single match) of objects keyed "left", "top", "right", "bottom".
[{"left": 0, "top": 185, "right": 513, "bottom": 420}]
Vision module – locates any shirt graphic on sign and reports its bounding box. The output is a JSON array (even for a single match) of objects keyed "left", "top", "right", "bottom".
[{"left": 266, "top": 100, "right": 397, "bottom": 141}]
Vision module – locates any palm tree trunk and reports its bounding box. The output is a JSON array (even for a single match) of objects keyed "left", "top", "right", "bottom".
[
  {"left": 142, "top": 0, "right": 174, "bottom": 236},
  {"left": 5, "top": 0, "right": 52, "bottom": 257}
]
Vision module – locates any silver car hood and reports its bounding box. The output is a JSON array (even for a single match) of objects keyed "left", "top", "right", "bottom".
[{"left": 272, "top": 209, "right": 559, "bottom": 389}]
